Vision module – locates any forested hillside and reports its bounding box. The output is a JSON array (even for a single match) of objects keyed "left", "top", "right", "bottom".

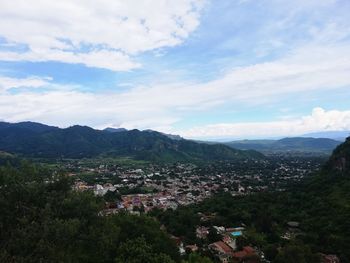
[
  {"left": 0, "top": 162, "right": 181, "bottom": 262},
  {"left": 0, "top": 121, "right": 263, "bottom": 162}
]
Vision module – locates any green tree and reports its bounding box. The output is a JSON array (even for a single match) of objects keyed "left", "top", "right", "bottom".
[
  {"left": 207, "top": 227, "right": 221, "bottom": 243},
  {"left": 182, "top": 253, "right": 212, "bottom": 263},
  {"left": 275, "top": 243, "right": 320, "bottom": 263},
  {"left": 115, "top": 237, "right": 175, "bottom": 263}
]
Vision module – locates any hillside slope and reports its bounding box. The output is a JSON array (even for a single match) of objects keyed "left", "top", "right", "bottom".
[{"left": 0, "top": 122, "right": 263, "bottom": 162}]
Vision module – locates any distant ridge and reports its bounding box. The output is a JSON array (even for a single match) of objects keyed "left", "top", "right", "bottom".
[
  {"left": 103, "top": 127, "right": 128, "bottom": 133},
  {"left": 144, "top": 129, "right": 183, "bottom": 141},
  {"left": 224, "top": 137, "right": 341, "bottom": 154},
  {"left": 0, "top": 121, "right": 58, "bottom": 133},
  {"left": 0, "top": 121, "right": 263, "bottom": 162},
  {"left": 302, "top": 130, "right": 350, "bottom": 141}
]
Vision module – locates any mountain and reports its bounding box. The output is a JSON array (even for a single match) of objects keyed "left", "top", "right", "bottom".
[
  {"left": 0, "top": 122, "right": 263, "bottom": 162},
  {"left": 162, "top": 133, "right": 183, "bottom": 141},
  {"left": 224, "top": 137, "right": 341, "bottom": 154},
  {"left": 0, "top": 121, "right": 58, "bottom": 133},
  {"left": 104, "top": 128, "right": 182, "bottom": 140},
  {"left": 302, "top": 130, "right": 350, "bottom": 141},
  {"left": 144, "top": 129, "right": 183, "bottom": 141},
  {"left": 295, "top": 137, "right": 350, "bottom": 260},
  {"left": 325, "top": 136, "right": 350, "bottom": 174},
  {"left": 103, "top": 127, "right": 128, "bottom": 133}
]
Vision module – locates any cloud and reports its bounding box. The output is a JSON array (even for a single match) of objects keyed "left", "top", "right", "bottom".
[
  {"left": 0, "top": 76, "right": 52, "bottom": 91},
  {"left": 0, "top": 89, "right": 180, "bottom": 129},
  {"left": 0, "top": 0, "right": 349, "bottom": 134},
  {"left": 179, "top": 108, "right": 350, "bottom": 139},
  {"left": 0, "top": 39, "right": 349, "bottom": 132},
  {"left": 0, "top": 50, "right": 141, "bottom": 72},
  {"left": 0, "top": 0, "right": 204, "bottom": 71}
]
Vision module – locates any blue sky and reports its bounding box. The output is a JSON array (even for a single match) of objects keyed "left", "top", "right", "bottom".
[{"left": 0, "top": 0, "right": 350, "bottom": 139}]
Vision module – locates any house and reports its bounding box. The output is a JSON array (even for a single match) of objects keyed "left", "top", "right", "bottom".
[
  {"left": 286, "top": 221, "right": 300, "bottom": 229},
  {"left": 222, "top": 234, "right": 237, "bottom": 250},
  {"left": 74, "top": 181, "right": 89, "bottom": 191},
  {"left": 196, "top": 226, "right": 209, "bottom": 239},
  {"left": 209, "top": 241, "right": 234, "bottom": 261},
  {"left": 93, "top": 184, "right": 107, "bottom": 196},
  {"left": 213, "top": 226, "right": 226, "bottom": 234},
  {"left": 226, "top": 227, "right": 245, "bottom": 233},
  {"left": 232, "top": 246, "right": 258, "bottom": 263}
]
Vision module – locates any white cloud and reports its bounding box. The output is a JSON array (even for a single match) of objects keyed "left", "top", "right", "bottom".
[
  {"left": 0, "top": 39, "right": 350, "bottom": 132},
  {"left": 0, "top": 89, "right": 180, "bottom": 129},
  {"left": 0, "top": 0, "right": 204, "bottom": 71},
  {"left": 179, "top": 108, "right": 350, "bottom": 139},
  {"left": 0, "top": 50, "right": 141, "bottom": 72},
  {"left": 0, "top": 76, "right": 52, "bottom": 91}
]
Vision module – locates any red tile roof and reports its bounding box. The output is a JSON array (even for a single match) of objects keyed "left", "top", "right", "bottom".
[
  {"left": 243, "top": 246, "right": 255, "bottom": 254},
  {"left": 233, "top": 250, "right": 247, "bottom": 259},
  {"left": 233, "top": 246, "right": 256, "bottom": 259},
  {"left": 212, "top": 241, "right": 234, "bottom": 254}
]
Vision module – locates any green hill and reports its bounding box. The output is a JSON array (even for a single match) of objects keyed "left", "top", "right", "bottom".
[{"left": 0, "top": 122, "right": 263, "bottom": 162}]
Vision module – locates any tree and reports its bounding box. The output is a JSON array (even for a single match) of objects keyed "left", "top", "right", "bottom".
[
  {"left": 207, "top": 227, "right": 221, "bottom": 243},
  {"left": 236, "top": 236, "right": 248, "bottom": 251},
  {"left": 115, "top": 237, "right": 175, "bottom": 263},
  {"left": 0, "top": 163, "right": 180, "bottom": 262},
  {"left": 275, "top": 243, "right": 320, "bottom": 263},
  {"left": 182, "top": 253, "right": 212, "bottom": 263},
  {"left": 263, "top": 244, "right": 278, "bottom": 261}
]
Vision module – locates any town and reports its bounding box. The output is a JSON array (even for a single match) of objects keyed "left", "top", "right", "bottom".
[
  {"left": 45, "top": 156, "right": 336, "bottom": 262},
  {"left": 62, "top": 156, "right": 324, "bottom": 214}
]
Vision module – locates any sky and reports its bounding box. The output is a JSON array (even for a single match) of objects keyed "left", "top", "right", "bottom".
[{"left": 0, "top": 0, "right": 350, "bottom": 140}]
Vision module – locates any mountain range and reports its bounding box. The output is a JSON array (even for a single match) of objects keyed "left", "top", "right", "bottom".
[
  {"left": 0, "top": 121, "right": 263, "bottom": 162},
  {"left": 302, "top": 130, "right": 350, "bottom": 141},
  {"left": 223, "top": 137, "right": 342, "bottom": 154}
]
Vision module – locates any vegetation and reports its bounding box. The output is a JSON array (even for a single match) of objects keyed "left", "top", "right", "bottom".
[
  {"left": 0, "top": 162, "right": 181, "bottom": 262},
  {"left": 154, "top": 138, "right": 350, "bottom": 262},
  {"left": 1, "top": 123, "right": 349, "bottom": 262},
  {"left": 0, "top": 121, "right": 263, "bottom": 162}
]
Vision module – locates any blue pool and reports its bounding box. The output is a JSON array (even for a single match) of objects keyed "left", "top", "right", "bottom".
[{"left": 231, "top": 231, "right": 242, "bottom": 237}]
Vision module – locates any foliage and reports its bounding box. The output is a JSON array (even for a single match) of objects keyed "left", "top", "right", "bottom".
[
  {"left": 151, "top": 207, "right": 200, "bottom": 243},
  {"left": 0, "top": 163, "right": 180, "bottom": 262},
  {"left": 207, "top": 227, "right": 221, "bottom": 243},
  {"left": 274, "top": 242, "right": 320, "bottom": 263},
  {"left": 0, "top": 122, "right": 263, "bottom": 162},
  {"left": 182, "top": 253, "right": 212, "bottom": 263},
  {"left": 115, "top": 237, "right": 175, "bottom": 263}
]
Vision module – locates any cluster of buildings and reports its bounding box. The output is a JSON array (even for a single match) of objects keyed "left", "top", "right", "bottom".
[
  {"left": 73, "top": 163, "right": 248, "bottom": 214},
  {"left": 70, "top": 158, "right": 323, "bottom": 216},
  {"left": 207, "top": 226, "right": 260, "bottom": 263},
  {"left": 172, "top": 223, "right": 261, "bottom": 263}
]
